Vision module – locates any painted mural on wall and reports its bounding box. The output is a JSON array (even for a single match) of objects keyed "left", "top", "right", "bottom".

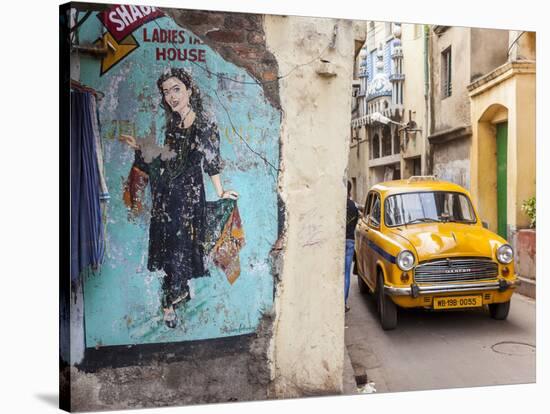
[{"left": 74, "top": 4, "right": 280, "bottom": 346}]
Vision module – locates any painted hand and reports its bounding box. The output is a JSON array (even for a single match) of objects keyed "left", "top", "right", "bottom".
[
  {"left": 221, "top": 190, "right": 239, "bottom": 200},
  {"left": 119, "top": 134, "right": 140, "bottom": 150}
]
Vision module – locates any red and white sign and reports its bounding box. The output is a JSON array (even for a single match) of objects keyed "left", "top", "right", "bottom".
[{"left": 97, "top": 4, "right": 164, "bottom": 42}]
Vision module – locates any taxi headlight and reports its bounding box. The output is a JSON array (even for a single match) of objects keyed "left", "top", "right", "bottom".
[
  {"left": 497, "top": 244, "right": 514, "bottom": 264},
  {"left": 397, "top": 250, "right": 415, "bottom": 271}
]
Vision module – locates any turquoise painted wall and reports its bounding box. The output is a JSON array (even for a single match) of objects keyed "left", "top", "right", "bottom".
[{"left": 76, "top": 10, "right": 280, "bottom": 346}]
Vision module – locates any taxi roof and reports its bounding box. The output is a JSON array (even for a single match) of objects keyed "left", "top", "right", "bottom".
[{"left": 370, "top": 179, "right": 470, "bottom": 197}]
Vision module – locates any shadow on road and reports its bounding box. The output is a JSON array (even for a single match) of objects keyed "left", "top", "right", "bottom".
[
  {"left": 353, "top": 284, "right": 530, "bottom": 337},
  {"left": 345, "top": 278, "right": 536, "bottom": 393}
]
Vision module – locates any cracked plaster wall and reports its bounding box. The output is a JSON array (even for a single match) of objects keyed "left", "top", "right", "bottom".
[
  {"left": 64, "top": 4, "right": 361, "bottom": 408},
  {"left": 264, "top": 15, "right": 357, "bottom": 397}
]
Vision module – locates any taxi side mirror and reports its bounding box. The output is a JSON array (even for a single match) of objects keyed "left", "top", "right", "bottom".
[{"left": 482, "top": 221, "right": 489, "bottom": 229}]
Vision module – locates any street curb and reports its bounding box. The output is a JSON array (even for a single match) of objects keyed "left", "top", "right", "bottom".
[
  {"left": 517, "top": 276, "right": 536, "bottom": 299},
  {"left": 343, "top": 348, "right": 358, "bottom": 394}
]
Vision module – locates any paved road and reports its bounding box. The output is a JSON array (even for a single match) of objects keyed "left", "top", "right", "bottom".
[{"left": 345, "top": 274, "right": 536, "bottom": 393}]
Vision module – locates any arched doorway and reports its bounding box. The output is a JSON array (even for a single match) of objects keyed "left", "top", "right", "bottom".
[{"left": 477, "top": 104, "right": 509, "bottom": 239}]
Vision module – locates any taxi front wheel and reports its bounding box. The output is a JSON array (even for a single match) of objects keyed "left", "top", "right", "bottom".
[
  {"left": 489, "top": 300, "right": 511, "bottom": 320},
  {"left": 377, "top": 273, "right": 397, "bottom": 330}
]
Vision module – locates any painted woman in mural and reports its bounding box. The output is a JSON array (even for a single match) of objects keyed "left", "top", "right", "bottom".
[{"left": 121, "top": 67, "right": 239, "bottom": 329}]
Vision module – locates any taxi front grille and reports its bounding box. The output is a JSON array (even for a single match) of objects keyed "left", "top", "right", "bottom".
[{"left": 414, "top": 258, "right": 498, "bottom": 284}]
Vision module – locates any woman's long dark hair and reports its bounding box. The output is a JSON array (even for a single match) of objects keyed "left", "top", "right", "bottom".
[{"left": 156, "top": 67, "right": 205, "bottom": 130}]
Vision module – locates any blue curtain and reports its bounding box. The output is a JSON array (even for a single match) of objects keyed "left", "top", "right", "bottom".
[{"left": 70, "top": 90, "right": 105, "bottom": 282}]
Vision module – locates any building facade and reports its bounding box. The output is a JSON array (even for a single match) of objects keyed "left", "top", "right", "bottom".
[
  {"left": 348, "top": 22, "right": 536, "bottom": 277},
  {"left": 348, "top": 22, "right": 428, "bottom": 205},
  {"left": 428, "top": 25, "right": 509, "bottom": 190},
  {"left": 468, "top": 31, "right": 536, "bottom": 244},
  {"left": 348, "top": 24, "right": 535, "bottom": 244}
]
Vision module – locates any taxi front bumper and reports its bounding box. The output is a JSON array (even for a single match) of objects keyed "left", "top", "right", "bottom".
[{"left": 384, "top": 278, "right": 521, "bottom": 298}]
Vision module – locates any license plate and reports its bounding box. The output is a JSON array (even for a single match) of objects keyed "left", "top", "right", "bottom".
[{"left": 433, "top": 295, "right": 482, "bottom": 310}]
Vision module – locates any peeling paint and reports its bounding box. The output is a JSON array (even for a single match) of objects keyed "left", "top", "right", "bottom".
[{"left": 76, "top": 9, "right": 281, "bottom": 346}]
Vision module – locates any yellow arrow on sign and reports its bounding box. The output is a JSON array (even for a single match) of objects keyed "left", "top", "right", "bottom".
[{"left": 95, "top": 32, "right": 139, "bottom": 76}]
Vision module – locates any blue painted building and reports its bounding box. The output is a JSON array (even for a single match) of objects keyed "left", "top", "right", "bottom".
[{"left": 351, "top": 22, "right": 407, "bottom": 189}]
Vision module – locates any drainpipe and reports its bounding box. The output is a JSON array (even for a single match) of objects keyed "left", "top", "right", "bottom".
[
  {"left": 71, "top": 31, "right": 111, "bottom": 56},
  {"left": 423, "top": 24, "right": 431, "bottom": 175}
]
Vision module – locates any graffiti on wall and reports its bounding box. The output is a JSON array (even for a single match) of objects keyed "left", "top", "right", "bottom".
[{"left": 75, "top": 3, "right": 280, "bottom": 346}]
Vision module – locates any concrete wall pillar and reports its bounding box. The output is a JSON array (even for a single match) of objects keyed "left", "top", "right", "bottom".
[
  {"left": 513, "top": 73, "right": 536, "bottom": 229},
  {"left": 264, "top": 16, "right": 357, "bottom": 397}
]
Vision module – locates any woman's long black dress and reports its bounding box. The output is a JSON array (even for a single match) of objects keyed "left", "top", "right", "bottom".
[{"left": 131, "top": 115, "right": 222, "bottom": 307}]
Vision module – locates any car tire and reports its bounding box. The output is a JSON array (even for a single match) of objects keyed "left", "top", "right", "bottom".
[
  {"left": 489, "top": 300, "right": 511, "bottom": 320},
  {"left": 377, "top": 272, "right": 397, "bottom": 330},
  {"left": 357, "top": 274, "right": 369, "bottom": 294}
]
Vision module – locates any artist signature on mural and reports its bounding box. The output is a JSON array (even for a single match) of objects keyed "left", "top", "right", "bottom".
[{"left": 222, "top": 324, "right": 257, "bottom": 335}]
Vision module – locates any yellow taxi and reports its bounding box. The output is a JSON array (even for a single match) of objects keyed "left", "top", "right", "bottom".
[{"left": 354, "top": 176, "right": 520, "bottom": 330}]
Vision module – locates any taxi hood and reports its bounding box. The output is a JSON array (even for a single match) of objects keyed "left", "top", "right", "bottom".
[{"left": 390, "top": 222, "right": 504, "bottom": 262}]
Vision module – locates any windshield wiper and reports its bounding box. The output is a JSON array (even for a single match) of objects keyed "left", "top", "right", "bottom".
[
  {"left": 442, "top": 218, "right": 473, "bottom": 224},
  {"left": 403, "top": 218, "right": 440, "bottom": 225}
]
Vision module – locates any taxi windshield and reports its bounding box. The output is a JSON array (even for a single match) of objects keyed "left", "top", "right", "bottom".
[{"left": 384, "top": 191, "right": 477, "bottom": 227}]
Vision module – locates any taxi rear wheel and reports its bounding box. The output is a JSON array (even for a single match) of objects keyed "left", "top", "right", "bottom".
[
  {"left": 357, "top": 274, "right": 369, "bottom": 294},
  {"left": 489, "top": 300, "right": 511, "bottom": 320},
  {"left": 377, "top": 272, "right": 397, "bottom": 330}
]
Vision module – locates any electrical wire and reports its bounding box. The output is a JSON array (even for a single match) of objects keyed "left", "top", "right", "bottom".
[
  {"left": 212, "top": 88, "right": 280, "bottom": 173},
  {"left": 70, "top": 10, "right": 92, "bottom": 33},
  {"left": 507, "top": 31, "right": 526, "bottom": 57},
  {"left": 71, "top": 12, "right": 330, "bottom": 174},
  {"left": 149, "top": 17, "right": 332, "bottom": 174},
  {"left": 152, "top": 18, "right": 329, "bottom": 86}
]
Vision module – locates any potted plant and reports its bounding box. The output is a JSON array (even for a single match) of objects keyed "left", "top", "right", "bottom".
[
  {"left": 522, "top": 196, "right": 536, "bottom": 228},
  {"left": 516, "top": 196, "right": 536, "bottom": 296}
]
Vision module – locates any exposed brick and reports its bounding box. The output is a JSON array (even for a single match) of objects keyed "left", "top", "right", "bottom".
[
  {"left": 203, "top": 11, "right": 225, "bottom": 27},
  {"left": 163, "top": 8, "right": 280, "bottom": 110},
  {"left": 205, "top": 29, "right": 245, "bottom": 44},
  {"left": 260, "top": 55, "right": 277, "bottom": 66},
  {"left": 247, "top": 31, "right": 265, "bottom": 45},
  {"left": 245, "top": 15, "right": 262, "bottom": 31},
  {"left": 175, "top": 11, "right": 211, "bottom": 26},
  {"left": 262, "top": 71, "right": 278, "bottom": 82},
  {"left": 231, "top": 44, "right": 261, "bottom": 60},
  {"left": 225, "top": 14, "right": 261, "bottom": 30}
]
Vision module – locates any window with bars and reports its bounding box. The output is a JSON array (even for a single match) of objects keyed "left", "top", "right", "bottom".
[
  {"left": 393, "top": 130, "right": 400, "bottom": 154},
  {"left": 382, "top": 127, "right": 392, "bottom": 157},
  {"left": 372, "top": 134, "right": 380, "bottom": 159},
  {"left": 441, "top": 46, "right": 452, "bottom": 98}
]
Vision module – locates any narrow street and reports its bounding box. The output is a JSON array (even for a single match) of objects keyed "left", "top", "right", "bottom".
[{"left": 345, "top": 275, "right": 536, "bottom": 393}]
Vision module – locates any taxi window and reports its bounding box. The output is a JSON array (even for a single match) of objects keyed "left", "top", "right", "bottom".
[
  {"left": 385, "top": 191, "right": 476, "bottom": 226},
  {"left": 370, "top": 194, "right": 381, "bottom": 227},
  {"left": 364, "top": 192, "right": 373, "bottom": 216}
]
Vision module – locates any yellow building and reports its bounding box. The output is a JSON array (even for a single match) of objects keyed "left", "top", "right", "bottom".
[{"left": 468, "top": 31, "right": 536, "bottom": 242}]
